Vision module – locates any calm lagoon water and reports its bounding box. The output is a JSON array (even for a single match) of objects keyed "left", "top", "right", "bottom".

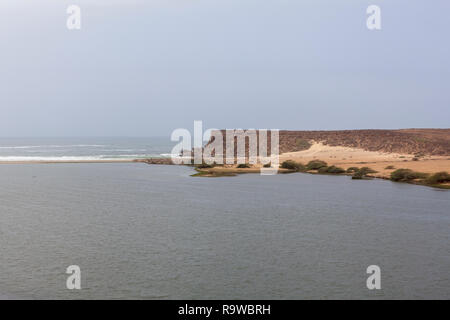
[{"left": 0, "top": 163, "right": 449, "bottom": 299}]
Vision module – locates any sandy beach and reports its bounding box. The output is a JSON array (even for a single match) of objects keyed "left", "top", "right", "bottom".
[
  {"left": 279, "top": 142, "right": 450, "bottom": 179},
  {"left": 192, "top": 142, "right": 450, "bottom": 184}
]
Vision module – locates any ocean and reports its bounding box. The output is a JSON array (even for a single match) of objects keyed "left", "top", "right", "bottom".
[
  {"left": 0, "top": 137, "right": 173, "bottom": 162},
  {"left": 0, "top": 138, "right": 449, "bottom": 299}
]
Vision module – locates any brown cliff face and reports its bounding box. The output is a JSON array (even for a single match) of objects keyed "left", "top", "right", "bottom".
[{"left": 206, "top": 129, "right": 450, "bottom": 157}]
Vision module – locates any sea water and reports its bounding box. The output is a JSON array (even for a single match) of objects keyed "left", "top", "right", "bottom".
[
  {"left": 0, "top": 154, "right": 448, "bottom": 299},
  {"left": 0, "top": 137, "right": 172, "bottom": 162}
]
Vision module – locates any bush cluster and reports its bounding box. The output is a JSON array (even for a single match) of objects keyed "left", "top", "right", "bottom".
[
  {"left": 318, "top": 165, "right": 346, "bottom": 174},
  {"left": 306, "top": 160, "right": 327, "bottom": 170},
  {"left": 426, "top": 171, "right": 450, "bottom": 184},
  {"left": 352, "top": 167, "right": 377, "bottom": 179},
  {"left": 280, "top": 160, "right": 306, "bottom": 172},
  {"left": 390, "top": 169, "right": 428, "bottom": 182}
]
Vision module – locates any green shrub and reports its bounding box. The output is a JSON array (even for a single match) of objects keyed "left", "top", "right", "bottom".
[
  {"left": 263, "top": 162, "right": 271, "bottom": 168},
  {"left": 412, "top": 157, "right": 419, "bottom": 161},
  {"left": 306, "top": 160, "right": 327, "bottom": 170},
  {"left": 352, "top": 172, "right": 364, "bottom": 179},
  {"left": 358, "top": 167, "right": 377, "bottom": 175},
  {"left": 280, "top": 160, "right": 306, "bottom": 172},
  {"left": 385, "top": 165, "right": 395, "bottom": 170},
  {"left": 346, "top": 167, "right": 359, "bottom": 173},
  {"left": 317, "top": 166, "right": 329, "bottom": 173},
  {"left": 426, "top": 171, "right": 450, "bottom": 184},
  {"left": 390, "top": 169, "right": 428, "bottom": 182},
  {"left": 237, "top": 163, "right": 250, "bottom": 168},
  {"left": 352, "top": 167, "right": 377, "bottom": 179},
  {"left": 319, "top": 165, "right": 345, "bottom": 174}
]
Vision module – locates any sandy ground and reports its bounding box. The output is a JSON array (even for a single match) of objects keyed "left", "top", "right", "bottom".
[{"left": 280, "top": 142, "right": 450, "bottom": 178}]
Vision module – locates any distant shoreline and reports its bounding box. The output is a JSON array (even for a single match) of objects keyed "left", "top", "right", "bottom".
[{"left": 1, "top": 142, "right": 449, "bottom": 189}]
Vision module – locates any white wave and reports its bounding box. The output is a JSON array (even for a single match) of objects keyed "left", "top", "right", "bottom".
[
  {"left": 0, "top": 144, "right": 106, "bottom": 149},
  {"left": 100, "top": 149, "right": 147, "bottom": 152},
  {"left": 65, "top": 144, "right": 106, "bottom": 148},
  {"left": 0, "top": 146, "right": 42, "bottom": 149},
  {"left": 0, "top": 154, "right": 158, "bottom": 162},
  {"left": 0, "top": 156, "right": 105, "bottom": 162}
]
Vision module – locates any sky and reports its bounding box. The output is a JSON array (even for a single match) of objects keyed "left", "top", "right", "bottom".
[{"left": 0, "top": 0, "right": 449, "bottom": 137}]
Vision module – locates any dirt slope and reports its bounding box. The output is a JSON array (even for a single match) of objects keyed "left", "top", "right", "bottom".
[{"left": 277, "top": 129, "right": 450, "bottom": 155}]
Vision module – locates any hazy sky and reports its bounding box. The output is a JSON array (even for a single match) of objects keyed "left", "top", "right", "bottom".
[{"left": 1, "top": 0, "right": 449, "bottom": 136}]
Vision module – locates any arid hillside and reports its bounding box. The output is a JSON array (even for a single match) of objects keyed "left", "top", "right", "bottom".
[
  {"left": 278, "top": 129, "right": 450, "bottom": 155},
  {"left": 206, "top": 129, "right": 450, "bottom": 156},
  {"left": 200, "top": 129, "right": 450, "bottom": 181}
]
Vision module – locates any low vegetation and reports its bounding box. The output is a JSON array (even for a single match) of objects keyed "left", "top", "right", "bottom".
[
  {"left": 352, "top": 167, "right": 378, "bottom": 179},
  {"left": 280, "top": 160, "right": 306, "bottom": 172},
  {"left": 192, "top": 158, "right": 450, "bottom": 189},
  {"left": 390, "top": 169, "right": 428, "bottom": 182},
  {"left": 426, "top": 171, "right": 450, "bottom": 185},
  {"left": 359, "top": 167, "right": 377, "bottom": 175},
  {"left": 387, "top": 169, "right": 450, "bottom": 188},
  {"left": 318, "top": 165, "right": 346, "bottom": 174},
  {"left": 306, "top": 160, "right": 327, "bottom": 170},
  {"left": 191, "top": 170, "right": 236, "bottom": 177}
]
